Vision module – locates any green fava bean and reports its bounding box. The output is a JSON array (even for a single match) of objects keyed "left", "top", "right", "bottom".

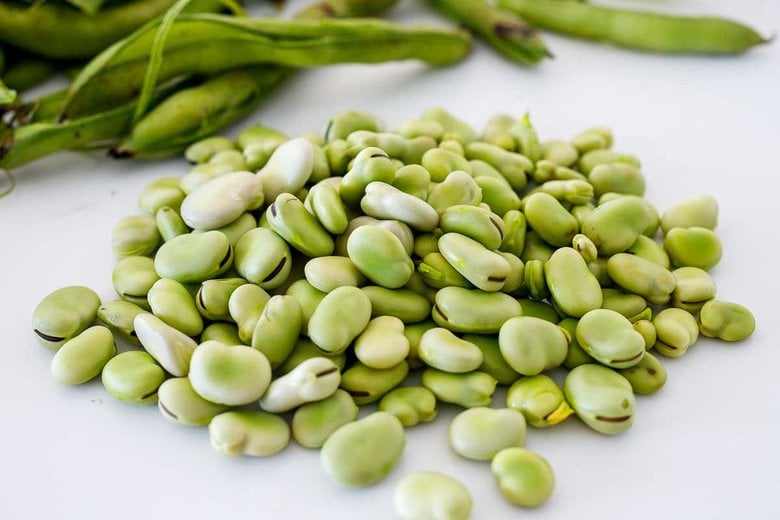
[
  {"left": 394, "top": 471, "right": 472, "bottom": 520},
  {"left": 475, "top": 176, "right": 522, "bottom": 216},
  {"left": 626, "top": 235, "right": 670, "bottom": 269},
  {"left": 661, "top": 194, "right": 718, "bottom": 234},
  {"left": 544, "top": 247, "right": 602, "bottom": 317},
  {"left": 276, "top": 337, "right": 346, "bottom": 376},
  {"left": 464, "top": 141, "right": 531, "bottom": 191},
  {"left": 418, "top": 252, "right": 473, "bottom": 289},
  {"left": 539, "top": 179, "right": 594, "bottom": 206},
  {"left": 147, "top": 278, "right": 203, "bottom": 337},
  {"left": 292, "top": 389, "right": 359, "bottom": 449},
  {"left": 507, "top": 375, "right": 574, "bottom": 428},
  {"left": 340, "top": 361, "right": 409, "bottom": 405},
  {"left": 257, "top": 138, "right": 314, "bottom": 201},
  {"left": 200, "top": 322, "right": 243, "bottom": 346},
  {"left": 307, "top": 180, "right": 349, "bottom": 235},
  {"left": 324, "top": 111, "right": 382, "bottom": 143},
  {"left": 354, "top": 316, "right": 409, "bottom": 369},
  {"left": 511, "top": 114, "right": 542, "bottom": 163},
  {"left": 588, "top": 163, "right": 645, "bottom": 197},
  {"left": 259, "top": 357, "right": 341, "bottom": 413},
  {"left": 379, "top": 386, "right": 438, "bottom": 427},
  {"left": 185, "top": 136, "right": 235, "bottom": 163},
  {"left": 418, "top": 328, "right": 483, "bottom": 373},
  {"left": 422, "top": 369, "right": 497, "bottom": 408},
  {"left": 521, "top": 232, "right": 555, "bottom": 264},
  {"left": 619, "top": 351, "right": 667, "bottom": 395},
  {"left": 154, "top": 231, "right": 233, "bottom": 284},
  {"left": 421, "top": 107, "right": 477, "bottom": 145},
  {"left": 361, "top": 181, "right": 439, "bottom": 232},
  {"left": 251, "top": 295, "right": 302, "bottom": 369},
  {"left": 498, "top": 252, "right": 525, "bottom": 294},
  {"left": 523, "top": 192, "right": 578, "bottom": 247},
  {"left": 571, "top": 126, "right": 613, "bottom": 153},
  {"left": 320, "top": 411, "right": 405, "bottom": 487},
  {"left": 309, "top": 286, "right": 371, "bottom": 354},
  {"left": 112, "top": 256, "right": 159, "bottom": 309},
  {"left": 97, "top": 300, "right": 146, "bottom": 345},
  {"left": 440, "top": 204, "right": 505, "bottom": 250},
  {"left": 582, "top": 196, "right": 651, "bottom": 255},
  {"left": 664, "top": 226, "right": 722, "bottom": 270},
  {"left": 228, "top": 284, "right": 270, "bottom": 343},
  {"left": 491, "top": 447, "right": 555, "bottom": 508},
  {"left": 576, "top": 309, "right": 646, "bottom": 368},
  {"left": 196, "top": 278, "right": 246, "bottom": 321},
  {"left": 541, "top": 139, "right": 579, "bottom": 167},
  {"left": 438, "top": 232, "right": 510, "bottom": 292},
  {"left": 464, "top": 334, "right": 520, "bottom": 385},
  {"left": 564, "top": 364, "right": 635, "bottom": 435},
  {"left": 671, "top": 267, "right": 717, "bottom": 313},
  {"left": 607, "top": 253, "right": 676, "bottom": 305},
  {"left": 155, "top": 206, "right": 189, "bottom": 242},
  {"left": 304, "top": 256, "right": 366, "bottom": 293},
  {"left": 234, "top": 227, "right": 292, "bottom": 289},
  {"left": 449, "top": 407, "right": 527, "bottom": 461},
  {"left": 51, "top": 326, "right": 116, "bottom": 385},
  {"left": 559, "top": 317, "right": 595, "bottom": 368},
  {"left": 111, "top": 214, "right": 160, "bottom": 257},
  {"left": 134, "top": 313, "right": 198, "bottom": 377},
  {"left": 499, "top": 317, "right": 568, "bottom": 376},
  {"left": 157, "top": 377, "right": 228, "bottom": 426},
  {"left": 209, "top": 410, "right": 290, "bottom": 457},
  {"left": 426, "top": 171, "right": 481, "bottom": 215},
  {"left": 138, "top": 177, "right": 184, "bottom": 214},
  {"left": 481, "top": 113, "right": 515, "bottom": 150},
  {"left": 523, "top": 260, "right": 547, "bottom": 301},
  {"left": 267, "top": 193, "right": 334, "bottom": 258},
  {"left": 653, "top": 308, "right": 699, "bottom": 357},
  {"left": 499, "top": 209, "right": 526, "bottom": 257},
  {"left": 361, "top": 286, "right": 432, "bottom": 324},
  {"left": 393, "top": 164, "right": 431, "bottom": 200},
  {"left": 600, "top": 288, "right": 648, "bottom": 319},
  {"left": 421, "top": 148, "right": 472, "bottom": 182},
  {"left": 633, "top": 319, "right": 657, "bottom": 350},
  {"left": 339, "top": 147, "right": 396, "bottom": 206},
  {"left": 433, "top": 287, "right": 521, "bottom": 333},
  {"left": 189, "top": 340, "right": 271, "bottom": 406},
  {"left": 102, "top": 351, "right": 165, "bottom": 404},
  {"left": 179, "top": 163, "right": 234, "bottom": 194},
  {"left": 286, "top": 279, "right": 326, "bottom": 333},
  {"left": 33, "top": 286, "right": 101, "bottom": 350},
  {"left": 347, "top": 225, "right": 414, "bottom": 289},
  {"left": 571, "top": 233, "right": 598, "bottom": 264},
  {"left": 578, "top": 149, "right": 640, "bottom": 175},
  {"left": 699, "top": 300, "right": 756, "bottom": 342}
]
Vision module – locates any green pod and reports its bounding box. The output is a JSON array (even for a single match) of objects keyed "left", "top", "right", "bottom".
[
  {"left": 475, "top": 176, "right": 522, "bottom": 216},
  {"left": 267, "top": 193, "right": 334, "bottom": 258},
  {"left": 606, "top": 253, "right": 676, "bottom": 305},
  {"left": 464, "top": 141, "right": 531, "bottom": 191},
  {"left": 544, "top": 247, "right": 602, "bottom": 317},
  {"left": 228, "top": 284, "right": 271, "bottom": 343},
  {"left": 449, "top": 407, "right": 527, "bottom": 461},
  {"left": 379, "top": 386, "right": 438, "bottom": 427},
  {"left": 234, "top": 227, "right": 292, "bottom": 289},
  {"left": 671, "top": 267, "right": 717, "bottom": 313},
  {"left": 421, "top": 369, "right": 497, "bottom": 408},
  {"left": 523, "top": 192, "right": 578, "bottom": 247},
  {"left": 541, "top": 139, "right": 579, "bottom": 167},
  {"left": 418, "top": 328, "right": 483, "bottom": 373},
  {"left": 147, "top": 278, "right": 203, "bottom": 337},
  {"left": 308, "top": 286, "right": 371, "bottom": 353},
  {"left": 491, "top": 447, "right": 555, "bottom": 508},
  {"left": 154, "top": 231, "right": 232, "bottom": 284},
  {"left": 354, "top": 316, "right": 409, "bottom": 369},
  {"left": 112, "top": 256, "right": 159, "bottom": 309},
  {"left": 582, "top": 196, "right": 651, "bottom": 255},
  {"left": 308, "top": 181, "right": 349, "bottom": 235},
  {"left": 292, "top": 389, "right": 359, "bottom": 448},
  {"left": 340, "top": 147, "right": 396, "bottom": 206},
  {"left": 157, "top": 377, "right": 229, "bottom": 426},
  {"left": 155, "top": 206, "right": 189, "bottom": 242},
  {"left": 50, "top": 326, "right": 116, "bottom": 385},
  {"left": 618, "top": 351, "right": 667, "bottom": 395},
  {"left": 440, "top": 204, "right": 505, "bottom": 250},
  {"left": 559, "top": 317, "right": 595, "bottom": 368},
  {"left": 464, "top": 333, "right": 520, "bottom": 385},
  {"left": 664, "top": 226, "right": 722, "bottom": 270},
  {"left": 564, "top": 364, "right": 635, "bottom": 435},
  {"left": 195, "top": 278, "right": 246, "bottom": 322},
  {"left": 576, "top": 309, "right": 646, "bottom": 368},
  {"left": 499, "top": 209, "right": 526, "bottom": 257},
  {"left": 97, "top": 300, "right": 146, "bottom": 345},
  {"left": 32, "top": 286, "right": 101, "bottom": 350},
  {"left": 699, "top": 300, "right": 756, "bottom": 342},
  {"left": 324, "top": 110, "right": 382, "bottom": 143},
  {"left": 286, "top": 279, "right": 327, "bottom": 334},
  {"left": 360, "top": 286, "right": 430, "bottom": 324},
  {"left": 347, "top": 225, "right": 414, "bottom": 289},
  {"left": 320, "top": 411, "right": 405, "bottom": 487},
  {"left": 433, "top": 287, "right": 522, "bottom": 333},
  {"left": 438, "top": 232, "right": 510, "bottom": 292},
  {"left": 251, "top": 295, "right": 302, "bottom": 369},
  {"left": 138, "top": 177, "right": 185, "bottom": 214},
  {"left": 200, "top": 322, "right": 243, "bottom": 346},
  {"left": 111, "top": 215, "right": 161, "bottom": 257},
  {"left": 102, "top": 351, "right": 165, "bottom": 404},
  {"left": 600, "top": 288, "right": 648, "bottom": 319},
  {"left": 498, "top": 316, "right": 568, "bottom": 375},
  {"left": 340, "top": 361, "right": 409, "bottom": 405},
  {"left": 653, "top": 308, "right": 699, "bottom": 358},
  {"left": 588, "top": 163, "right": 645, "bottom": 197},
  {"left": 506, "top": 375, "right": 574, "bottom": 427},
  {"left": 185, "top": 136, "right": 235, "bottom": 164},
  {"left": 661, "top": 194, "right": 718, "bottom": 234},
  {"left": 426, "top": 171, "right": 482, "bottom": 215},
  {"left": 626, "top": 235, "right": 670, "bottom": 269}
]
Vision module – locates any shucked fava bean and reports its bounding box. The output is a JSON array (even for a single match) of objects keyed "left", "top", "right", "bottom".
[
  {"left": 33, "top": 286, "right": 101, "bottom": 350},
  {"left": 449, "top": 407, "right": 527, "bottom": 461},
  {"left": 394, "top": 471, "right": 472, "bottom": 520},
  {"left": 51, "top": 326, "right": 116, "bottom": 385},
  {"left": 699, "top": 300, "right": 756, "bottom": 342},
  {"left": 491, "top": 447, "right": 555, "bottom": 508}
]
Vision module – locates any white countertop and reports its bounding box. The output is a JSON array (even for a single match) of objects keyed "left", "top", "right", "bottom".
[{"left": 1, "top": 1, "right": 779, "bottom": 518}]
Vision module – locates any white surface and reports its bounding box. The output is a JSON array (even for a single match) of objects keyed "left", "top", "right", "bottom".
[{"left": 2, "top": 1, "right": 779, "bottom": 518}]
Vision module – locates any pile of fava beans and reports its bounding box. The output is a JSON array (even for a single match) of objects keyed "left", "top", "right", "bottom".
[{"left": 32, "top": 108, "right": 756, "bottom": 518}]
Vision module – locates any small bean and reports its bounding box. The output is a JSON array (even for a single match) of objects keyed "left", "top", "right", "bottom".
[
  {"left": 699, "top": 300, "right": 756, "bottom": 342},
  {"left": 491, "top": 447, "right": 555, "bottom": 508},
  {"left": 449, "top": 407, "right": 527, "bottom": 461},
  {"left": 394, "top": 472, "right": 472, "bottom": 520},
  {"left": 292, "top": 389, "right": 359, "bottom": 448},
  {"left": 379, "top": 386, "right": 438, "bottom": 427},
  {"left": 33, "top": 286, "right": 101, "bottom": 350},
  {"left": 51, "top": 326, "right": 116, "bottom": 385},
  {"left": 209, "top": 411, "right": 290, "bottom": 457}
]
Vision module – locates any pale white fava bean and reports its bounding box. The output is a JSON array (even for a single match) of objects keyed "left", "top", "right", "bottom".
[
  {"left": 354, "top": 316, "right": 410, "bottom": 369},
  {"left": 259, "top": 357, "right": 341, "bottom": 413},
  {"left": 134, "top": 313, "right": 198, "bottom": 377},
  {"left": 258, "top": 138, "right": 315, "bottom": 200},
  {"left": 394, "top": 472, "right": 473, "bottom": 520},
  {"left": 189, "top": 340, "right": 272, "bottom": 406},
  {"left": 449, "top": 407, "right": 526, "bottom": 461},
  {"left": 180, "top": 171, "right": 264, "bottom": 230}
]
